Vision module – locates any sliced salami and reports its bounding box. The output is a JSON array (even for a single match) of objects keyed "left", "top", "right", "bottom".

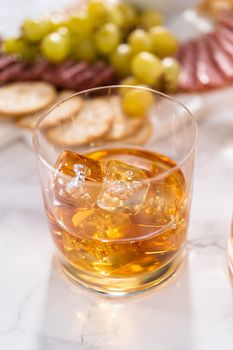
[
  {"left": 68, "top": 66, "right": 102, "bottom": 90},
  {"left": 59, "top": 61, "right": 89, "bottom": 87},
  {"left": 47, "top": 60, "right": 75, "bottom": 86},
  {"left": 217, "top": 24, "right": 233, "bottom": 44},
  {"left": 178, "top": 41, "right": 201, "bottom": 92},
  {"left": 206, "top": 33, "right": 233, "bottom": 80},
  {"left": 55, "top": 59, "right": 74, "bottom": 74},
  {"left": 218, "top": 11, "right": 233, "bottom": 31},
  {"left": 195, "top": 37, "right": 226, "bottom": 89},
  {"left": 41, "top": 65, "right": 58, "bottom": 85},
  {"left": 215, "top": 30, "right": 233, "bottom": 57},
  {"left": 87, "top": 66, "right": 115, "bottom": 89},
  {"left": 20, "top": 60, "right": 49, "bottom": 81},
  {"left": 0, "top": 54, "right": 16, "bottom": 71},
  {"left": 0, "top": 62, "right": 26, "bottom": 82}
]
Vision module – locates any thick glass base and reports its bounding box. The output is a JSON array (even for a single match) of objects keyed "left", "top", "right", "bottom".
[{"left": 55, "top": 248, "right": 185, "bottom": 296}]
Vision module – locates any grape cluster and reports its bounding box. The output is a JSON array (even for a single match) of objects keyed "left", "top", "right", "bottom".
[{"left": 2, "top": 0, "right": 180, "bottom": 116}]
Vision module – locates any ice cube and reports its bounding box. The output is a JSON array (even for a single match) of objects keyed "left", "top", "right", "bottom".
[
  {"left": 71, "top": 208, "right": 131, "bottom": 240},
  {"left": 55, "top": 150, "right": 103, "bottom": 181},
  {"left": 97, "top": 160, "right": 149, "bottom": 214},
  {"left": 91, "top": 251, "right": 135, "bottom": 276},
  {"left": 65, "top": 163, "right": 91, "bottom": 195},
  {"left": 134, "top": 176, "right": 186, "bottom": 236},
  {"left": 52, "top": 150, "right": 103, "bottom": 207}
]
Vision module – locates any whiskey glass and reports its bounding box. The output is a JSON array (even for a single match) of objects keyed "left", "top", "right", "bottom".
[{"left": 33, "top": 86, "right": 197, "bottom": 296}]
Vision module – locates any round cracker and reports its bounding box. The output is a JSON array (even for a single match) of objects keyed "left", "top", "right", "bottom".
[
  {"left": 17, "top": 111, "right": 44, "bottom": 129},
  {"left": 96, "top": 120, "right": 152, "bottom": 147},
  {"left": 0, "top": 114, "right": 15, "bottom": 121},
  {"left": 0, "top": 82, "right": 57, "bottom": 117},
  {"left": 122, "top": 120, "right": 152, "bottom": 145},
  {"left": 17, "top": 90, "right": 82, "bottom": 130},
  {"left": 46, "top": 97, "right": 113, "bottom": 146},
  {"left": 105, "top": 95, "right": 144, "bottom": 141}
]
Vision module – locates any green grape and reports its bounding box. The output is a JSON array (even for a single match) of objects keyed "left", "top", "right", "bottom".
[
  {"left": 119, "top": 76, "right": 146, "bottom": 96},
  {"left": 131, "top": 52, "right": 163, "bottom": 86},
  {"left": 107, "top": 6, "right": 125, "bottom": 27},
  {"left": 67, "top": 13, "right": 92, "bottom": 36},
  {"left": 149, "top": 26, "right": 178, "bottom": 58},
  {"left": 95, "top": 23, "right": 121, "bottom": 55},
  {"left": 88, "top": 0, "right": 108, "bottom": 26},
  {"left": 2, "top": 38, "right": 23, "bottom": 54},
  {"left": 162, "top": 57, "right": 180, "bottom": 93},
  {"left": 122, "top": 88, "right": 154, "bottom": 118},
  {"left": 120, "top": 76, "right": 139, "bottom": 86},
  {"left": 139, "top": 10, "right": 163, "bottom": 30},
  {"left": 119, "top": 76, "right": 138, "bottom": 96},
  {"left": 57, "top": 26, "right": 71, "bottom": 41},
  {"left": 73, "top": 38, "right": 97, "bottom": 62},
  {"left": 117, "top": 2, "right": 138, "bottom": 29},
  {"left": 70, "top": 33, "right": 81, "bottom": 57},
  {"left": 20, "top": 43, "right": 39, "bottom": 62},
  {"left": 41, "top": 29, "right": 70, "bottom": 63},
  {"left": 128, "top": 29, "right": 152, "bottom": 54},
  {"left": 3, "top": 38, "right": 38, "bottom": 62},
  {"left": 111, "top": 44, "right": 133, "bottom": 77},
  {"left": 22, "top": 18, "right": 51, "bottom": 42},
  {"left": 49, "top": 15, "right": 67, "bottom": 30}
]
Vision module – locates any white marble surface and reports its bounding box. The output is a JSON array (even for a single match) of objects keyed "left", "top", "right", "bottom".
[
  {"left": 0, "top": 100, "right": 232, "bottom": 350},
  {"left": 0, "top": 0, "right": 233, "bottom": 349}
]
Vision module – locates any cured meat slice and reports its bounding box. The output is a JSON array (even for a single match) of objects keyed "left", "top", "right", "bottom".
[
  {"left": 174, "top": 44, "right": 184, "bottom": 62},
  {"left": 59, "top": 61, "right": 89, "bottom": 87},
  {"left": 178, "top": 41, "right": 201, "bottom": 92},
  {"left": 0, "top": 53, "right": 116, "bottom": 91},
  {"left": 55, "top": 59, "right": 74, "bottom": 74},
  {"left": 47, "top": 59, "right": 75, "bottom": 85},
  {"left": 19, "top": 60, "right": 49, "bottom": 80},
  {"left": 215, "top": 30, "right": 233, "bottom": 57},
  {"left": 41, "top": 65, "right": 58, "bottom": 85},
  {"left": 218, "top": 11, "right": 233, "bottom": 31},
  {"left": 206, "top": 33, "right": 233, "bottom": 80},
  {"left": 41, "top": 61, "right": 86, "bottom": 87},
  {"left": 78, "top": 64, "right": 115, "bottom": 90},
  {"left": 67, "top": 62, "right": 105, "bottom": 90},
  {"left": 217, "top": 24, "right": 233, "bottom": 44},
  {"left": 195, "top": 37, "right": 226, "bottom": 88},
  {"left": 0, "top": 54, "right": 16, "bottom": 71},
  {"left": 87, "top": 66, "right": 115, "bottom": 89},
  {"left": 0, "top": 62, "right": 26, "bottom": 82}
]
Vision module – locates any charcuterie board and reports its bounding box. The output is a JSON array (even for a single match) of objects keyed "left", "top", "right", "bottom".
[{"left": 0, "top": 1, "right": 233, "bottom": 149}]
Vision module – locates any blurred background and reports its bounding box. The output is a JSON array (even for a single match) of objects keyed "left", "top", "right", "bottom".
[{"left": 0, "top": 0, "right": 199, "bottom": 37}]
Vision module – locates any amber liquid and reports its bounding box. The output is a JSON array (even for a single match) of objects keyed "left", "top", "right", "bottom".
[{"left": 46, "top": 148, "right": 188, "bottom": 294}]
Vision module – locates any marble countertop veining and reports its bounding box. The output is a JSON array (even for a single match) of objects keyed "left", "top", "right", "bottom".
[{"left": 0, "top": 0, "right": 233, "bottom": 349}]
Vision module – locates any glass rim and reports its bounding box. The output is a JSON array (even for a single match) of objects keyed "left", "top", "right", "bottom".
[{"left": 33, "top": 85, "right": 198, "bottom": 183}]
